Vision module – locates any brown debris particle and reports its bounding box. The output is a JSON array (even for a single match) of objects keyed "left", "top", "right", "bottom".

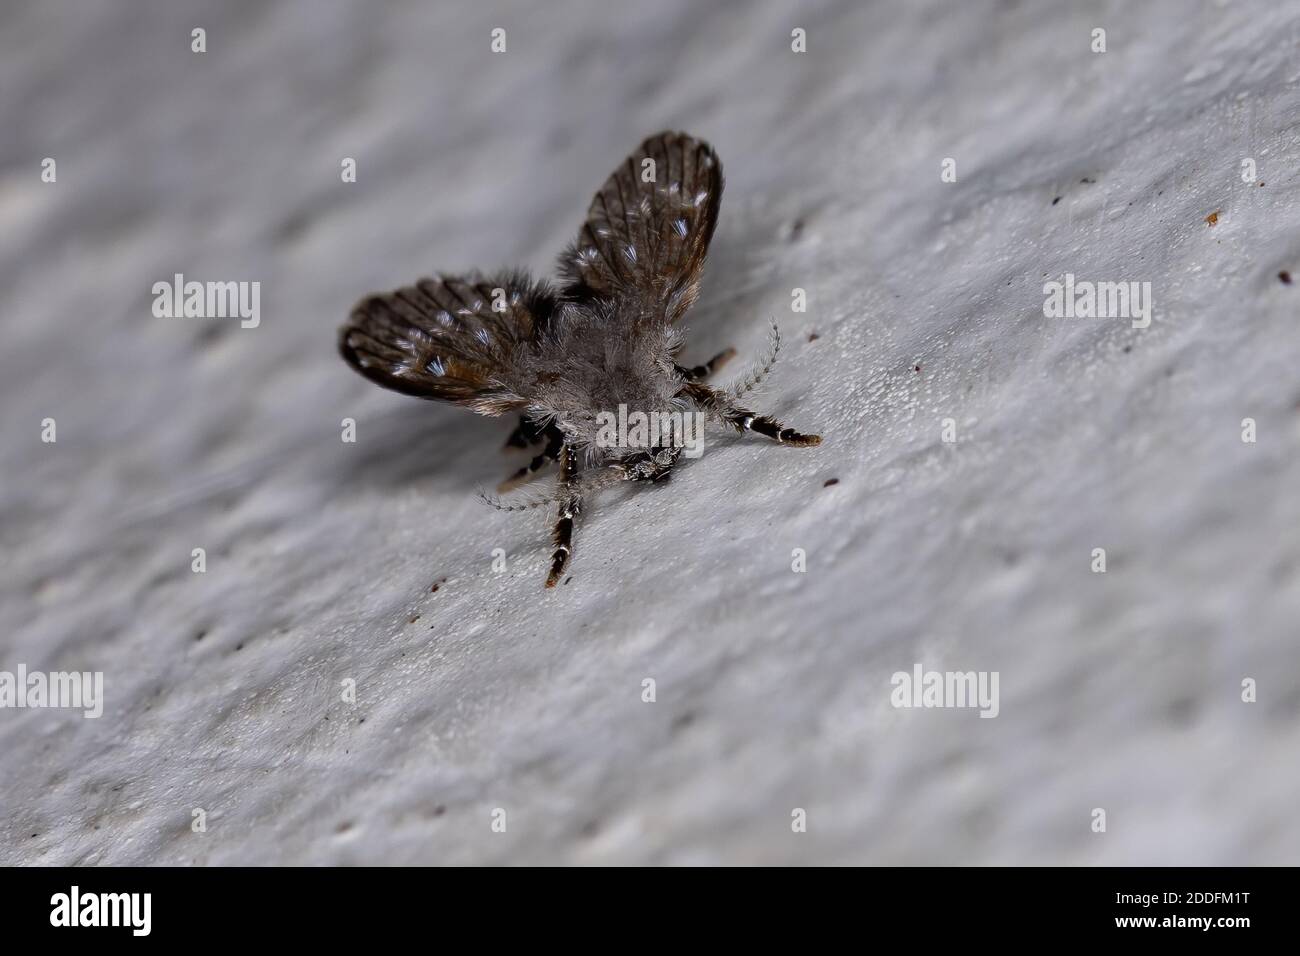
[
  {"left": 807, "top": 332, "right": 820, "bottom": 342},
  {"left": 823, "top": 478, "right": 839, "bottom": 488},
  {"left": 1205, "top": 211, "right": 1219, "bottom": 226},
  {"left": 1280, "top": 271, "right": 1292, "bottom": 285}
]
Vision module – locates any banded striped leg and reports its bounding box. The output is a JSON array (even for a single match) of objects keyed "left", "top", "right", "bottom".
[
  {"left": 545, "top": 444, "right": 581, "bottom": 588},
  {"left": 499, "top": 426, "right": 564, "bottom": 492},
  {"left": 679, "top": 381, "right": 822, "bottom": 447},
  {"left": 732, "top": 410, "right": 822, "bottom": 446},
  {"left": 675, "top": 347, "right": 736, "bottom": 382}
]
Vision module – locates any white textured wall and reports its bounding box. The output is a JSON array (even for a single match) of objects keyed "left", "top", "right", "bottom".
[{"left": 2, "top": 0, "right": 1298, "bottom": 865}]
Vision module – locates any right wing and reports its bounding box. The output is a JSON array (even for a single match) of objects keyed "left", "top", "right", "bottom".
[{"left": 557, "top": 131, "right": 724, "bottom": 325}]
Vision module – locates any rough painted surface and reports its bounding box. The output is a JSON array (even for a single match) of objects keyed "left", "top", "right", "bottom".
[{"left": 2, "top": 0, "right": 1297, "bottom": 865}]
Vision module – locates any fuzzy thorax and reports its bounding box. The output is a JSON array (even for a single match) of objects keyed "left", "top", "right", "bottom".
[{"left": 521, "top": 301, "right": 686, "bottom": 455}]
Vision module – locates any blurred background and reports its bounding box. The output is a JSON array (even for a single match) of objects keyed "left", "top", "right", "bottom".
[{"left": 2, "top": 0, "right": 1298, "bottom": 864}]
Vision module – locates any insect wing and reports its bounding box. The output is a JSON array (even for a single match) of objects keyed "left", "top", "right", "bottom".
[
  {"left": 558, "top": 131, "right": 723, "bottom": 324},
  {"left": 339, "top": 271, "right": 554, "bottom": 415}
]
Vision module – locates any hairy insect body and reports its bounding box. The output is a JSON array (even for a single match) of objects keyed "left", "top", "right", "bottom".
[{"left": 340, "top": 132, "right": 821, "bottom": 587}]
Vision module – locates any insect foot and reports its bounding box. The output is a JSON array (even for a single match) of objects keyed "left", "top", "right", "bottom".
[{"left": 740, "top": 414, "right": 823, "bottom": 446}]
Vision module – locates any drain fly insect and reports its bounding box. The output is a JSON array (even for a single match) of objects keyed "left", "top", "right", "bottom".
[{"left": 340, "top": 131, "right": 821, "bottom": 587}]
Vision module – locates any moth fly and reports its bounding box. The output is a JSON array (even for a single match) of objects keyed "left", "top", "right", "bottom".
[{"left": 340, "top": 131, "right": 821, "bottom": 587}]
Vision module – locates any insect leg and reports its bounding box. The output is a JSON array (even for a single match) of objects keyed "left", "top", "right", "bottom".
[
  {"left": 503, "top": 414, "right": 547, "bottom": 449},
  {"left": 678, "top": 381, "right": 822, "bottom": 447},
  {"left": 675, "top": 347, "right": 737, "bottom": 381},
  {"left": 498, "top": 425, "right": 564, "bottom": 492},
  {"left": 545, "top": 444, "right": 581, "bottom": 588},
  {"left": 731, "top": 410, "right": 822, "bottom": 446}
]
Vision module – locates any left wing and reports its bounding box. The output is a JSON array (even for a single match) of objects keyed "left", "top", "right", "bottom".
[{"left": 339, "top": 270, "right": 554, "bottom": 415}]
